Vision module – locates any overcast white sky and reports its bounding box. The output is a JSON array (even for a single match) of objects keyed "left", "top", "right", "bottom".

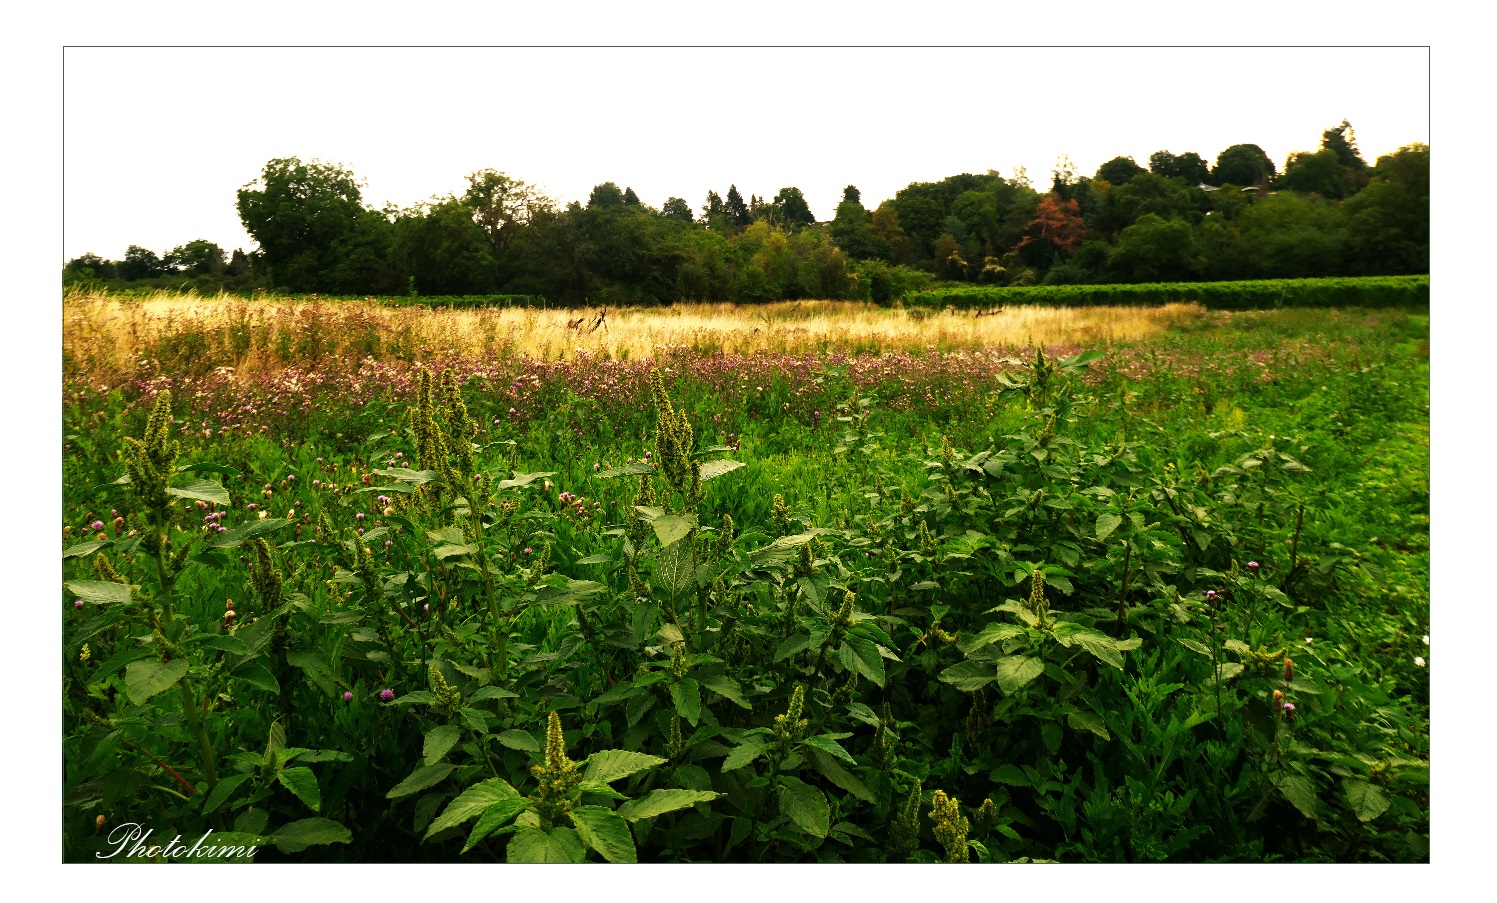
[{"left": 62, "top": 45, "right": 1429, "bottom": 262}]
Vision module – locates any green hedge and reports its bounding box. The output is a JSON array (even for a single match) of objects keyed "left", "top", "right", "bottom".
[{"left": 904, "top": 275, "right": 1430, "bottom": 310}]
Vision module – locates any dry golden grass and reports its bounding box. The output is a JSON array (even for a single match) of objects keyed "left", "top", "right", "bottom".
[{"left": 62, "top": 290, "right": 1207, "bottom": 381}]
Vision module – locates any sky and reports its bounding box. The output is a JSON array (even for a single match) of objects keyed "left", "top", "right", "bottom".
[{"left": 61, "top": 45, "right": 1430, "bottom": 262}]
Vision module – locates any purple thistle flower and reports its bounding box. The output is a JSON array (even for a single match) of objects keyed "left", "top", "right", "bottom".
[
  {"left": 356, "top": 512, "right": 365, "bottom": 519},
  {"left": 74, "top": 600, "right": 84, "bottom": 609},
  {"left": 1247, "top": 561, "right": 1260, "bottom": 570},
  {"left": 91, "top": 520, "right": 104, "bottom": 530},
  {"left": 343, "top": 691, "right": 353, "bottom": 702},
  {"left": 379, "top": 689, "right": 394, "bottom": 702},
  {"left": 524, "top": 547, "right": 533, "bottom": 555}
]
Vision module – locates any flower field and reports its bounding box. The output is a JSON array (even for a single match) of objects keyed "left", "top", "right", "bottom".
[{"left": 61, "top": 293, "right": 1429, "bottom": 863}]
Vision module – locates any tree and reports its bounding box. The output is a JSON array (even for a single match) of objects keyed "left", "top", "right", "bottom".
[
  {"left": 463, "top": 169, "right": 548, "bottom": 260},
  {"left": 830, "top": 190, "right": 887, "bottom": 261},
  {"left": 1107, "top": 214, "right": 1203, "bottom": 282},
  {"left": 588, "top": 182, "right": 626, "bottom": 209},
  {"left": 392, "top": 198, "right": 499, "bottom": 294},
  {"left": 1148, "top": 150, "right": 1210, "bottom": 184},
  {"left": 118, "top": 245, "right": 165, "bottom": 281},
  {"left": 842, "top": 185, "right": 861, "bottom": 205},
  {"left": 661, "top": 197, "right": 695, "bottom": 224},
  {"left": 770, "top": 187, "right": 815, "bottom": 230},
  {"left": 1321, "top": 120, "right": 1367, "bottom": 170},
  {"left": 65, "top": 253, "right": 116, "bottom": 281},
  {"left": 1096, "top": 156, "right": 1146, "bottom": 185},
  {"left": 1343, "top": 143, "right": 1428, "bottom": 274},
  {"left": 164, "top": 239, "right": 226, "bottom": 275},
  {"left": 1277, "top": 149, "right": 1355, "bottom": 199},
  {"left": 1016, "top": 195, "right": 1087, "bottom": 262},
  {"left": 1211, "top": 144, "right": 1276, "bottom": 187},
  {"left": 701, "top": 191, "right": 724, "bottom": 222},
  {"left": 724, "top": 185, "right": 751, "bottom": 228},
  {"left": 623, "top": 187, "right": 642, "bottom": 206},
  {"left": 237, "top": 158, "right": 367, "bottom": 290}
]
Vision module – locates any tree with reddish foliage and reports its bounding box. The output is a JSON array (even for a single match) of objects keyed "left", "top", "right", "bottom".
[{"left": 1016, "top": 194, "right": 1087, "bottom": 260}]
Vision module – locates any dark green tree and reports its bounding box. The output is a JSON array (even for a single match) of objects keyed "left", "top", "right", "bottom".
[
  {"left": 392, "top": 198, "right": 499, "bottom": 294},
  {"left": 118, "top": 245, "right": 165, "bottom": 281},
  {"left": 236, "top": 157, "right": 367, "bottom": 290},
  {"left": 1277, "top": 149, "right": 1355, "bottom": 199},
  {"left": 724, "top": 185, "right": 751, "bottom": 228},
  {"left": 623, "top": 187, "right": 642, "bottom": 206},
  {"left": 463, "top": 169, "right": 548, "bottom": 260},
  {"left": 1211, "top": 144, "right": 1277, "bottom": 187},
  {"left": 588, "top": 182, "right": 627, "bottom": 209},
  {"left": 163, "top": 239, "right": 226, "bottom": 275},
  {"left": 1343, "top": 143, "right": 1428, "bottom": 274},
  {"left": 1322, "top": 120, "right": 1368, "bottom": 170},
  {"left": 1148, "top": 150, "right": 1210, "bottom": 184},
  {"left": 770, "top": 187, "right": 815, "bottom": 230},
  {"left": 1096, "top": 156, "right": 1146, "bottom": 185},
  {"left": 661, "top": 197, "right": 695, "bottom": 224}
]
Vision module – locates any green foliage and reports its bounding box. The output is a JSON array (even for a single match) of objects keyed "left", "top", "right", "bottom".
[
  {"left": 62, "top": 306, "right": 1429, "bottom": 862},
  {"left": 907, "top": 275, "right": 1428, "bottom": 310}
]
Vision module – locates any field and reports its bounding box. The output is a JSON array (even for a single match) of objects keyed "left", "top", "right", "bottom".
[{"left": 61, "top": 291, "right": 1430, "bottom": 863}]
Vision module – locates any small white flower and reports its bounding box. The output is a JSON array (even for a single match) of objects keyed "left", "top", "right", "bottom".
[
  {"left": 1414, "top": 656, "right": 1425, "bottom": 667},
  {"left": 1422, "top": 634, "right": 1429, "bottom": 646}
]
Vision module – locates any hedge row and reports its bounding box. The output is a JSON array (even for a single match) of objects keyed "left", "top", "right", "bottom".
[{"left": 903, "top": 275, "right": 1430, "bottom": 310}]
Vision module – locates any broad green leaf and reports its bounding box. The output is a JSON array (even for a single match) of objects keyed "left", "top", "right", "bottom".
[
  {"left": 649, "top": 514, "right": 697, "bottom": 548},
  {"left": 994, "top": 656, "right": 1045, "bottom": 695},
  {"left": 423, "top": 725, "right": 462, "bottom": 765},
  {"left": 698, "top": 459, "right": 744, "bottom": 482},
  {"left": 655, "top": 538, "right": 697, "bottom": 602},
  {"left": 284, "top": 650, "right": 336, "bottom": 697},
  {"left": 1344, "top": 778, "right": 1390, "bottom": 823},
  {"left": 803, "top": 735, "right": 855, "bottom": 765},
  {"left": 721, "top": 740, "right": 767, "bottom": 772},
  {"left": 597, "top": 462, "right": 657, "bottom": 479},
  {"left": 845, "top": 635, "right": 885, "bottom": 688},
  {"left": 584, "top": 749, "right": 666, "bottom": 784},
  {"left": 778, "top": 776, "right": 830, "bottom": 839},
  {"left": 424, "top": 778, "right": 521, "bottom": 839},
  {"left": 387, "top": 763, "right": 454, "bottom": 799},
  {"left": 574, "top": 552, "right": 613, "bottom": 565},
  {"left": 616, "top": 789, "right": 719, "bottom": 822},
  {"left": 959, "top": 622, "right": 1022, "bottom": 655},
  {"left": 497, "top": 471, "right": 555, "bottom": 490},
  {"left": 990, "top": 764, "right": 1030, "bottom": 786},
  {"left": 374, "top": 468, "right": 442, "bottom": 484},
  {"left": 496, "top": 730, "right": 539, "bottom": 753},
  {"left": 269, "top": 817, "right": 352, "bottom": 853},
  {"left": 232, "top": 658, "right": 281, "bottom": 694},
  {"left": 807, "top": 749, "right": 876, "bottom": 803},
  {"left": 62, "top": 540, "right": 110, "bottom": 559},
  {"left": 276, "top": 767, "right": 321, "bottom": 812},
  {"left": 1058, "top": 349, "right": 1106, "bottom": 370},
  {"left": 1177, "top": 637, "right": 1211, "bottom": 656},
  {"left": 199, "top": 635, "right": 249, "bottom": 655},
  {"left": 1067, "top": 711, "right": 1111, "bottom": 740},
  {"left": 177, "top": 461, "right": 242, "bottom": 477},
  {"left": 66, "top": 580, "right": 130, "bottom": 605},
  {"left": 200, "top": 772, "right": 252, "bottom": 814},
  {"left": 939, "top": 660, "right": 997, "bottom": 692},
  {"left": 1073, "top": 631, "right": 1126, "bottom": 669},
  {"left": 671, "top": 678, "right": 702, "bottom": 726},
  {"left": 1095, "top": 512, "right": 1122, "bottom": 542},
  {"left": 699, "top": 673, "right": 751, "bottom": 709},
  {"left": 207, "top": 517, "right": 295, "bottom": 549},
  {"left": 471, "top": 686, "right": 519, "bottom": 701},
  {"left": 506, "top": 826, "right": 584, "bottom": 863},
  {"left": 125, "top": 658, "right": 188, "bottom": 705},
  {"left": 1273, "top": 772, "right": 1319, "bottom": 820},
  {"left": 462, "top": 798, "right": 529, "bottom": 852},
  {"left": 567, "top": 806, "right": 638, "bottom": 863},
  {"left": 166, "top": 479, "right": 232, "bottom": 506}
]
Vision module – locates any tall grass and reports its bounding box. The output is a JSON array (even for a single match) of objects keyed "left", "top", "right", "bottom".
[{"left": 63, "top": 290, "right": 1207, "bottom": 383}]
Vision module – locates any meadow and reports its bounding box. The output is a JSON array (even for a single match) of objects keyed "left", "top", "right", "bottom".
[{"left": 61, "top": 291, "right": 1429, "bottom": 863}]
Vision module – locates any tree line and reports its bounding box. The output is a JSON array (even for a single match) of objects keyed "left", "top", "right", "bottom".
[{"left": 65, "top": 122, "right": 1427, "bottom": 303}]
